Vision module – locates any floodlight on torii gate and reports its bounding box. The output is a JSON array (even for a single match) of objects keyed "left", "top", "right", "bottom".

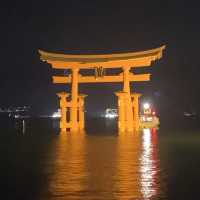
[{"left": 39, "top": 45, "right": 165, "bottom": 132}]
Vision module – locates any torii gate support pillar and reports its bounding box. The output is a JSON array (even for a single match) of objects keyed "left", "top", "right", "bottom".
[
  {"left": 131, "top": 93, "right": 141, "bottom": 131},
  {"left": 115, "top": 92, "right": 126, "bottom": 132},
  {"left": 78, "top": 94, "right": 87, "bottom": 130},
  {"left": 57, "top": 92, "right": 70, "bottom": 132}
]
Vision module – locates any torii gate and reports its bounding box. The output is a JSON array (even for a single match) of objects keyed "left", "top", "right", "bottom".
[{"left": 39, "top": 45, "right": 165, "bottom": 132}]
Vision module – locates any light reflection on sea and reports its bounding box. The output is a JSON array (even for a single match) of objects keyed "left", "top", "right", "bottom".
[
  {"left": 2, "top": 118, "right": 200, "bottom": 199},
  {"left": 40, "top": 129, "right": 160, "bottom": 200}
]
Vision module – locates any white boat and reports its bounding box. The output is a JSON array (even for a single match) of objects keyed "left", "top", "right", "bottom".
[
  {"left": 52, "top": 109, "right": 61, "bottom": 118},
  {"left": 105, "top": 108, "right": 118, "bottom": 119},
  {"left": 139, "top": 102, "right": 160, "bottom": 129},
  {"left": 139, "top": 114, "right": 160, "bottom": 129}
]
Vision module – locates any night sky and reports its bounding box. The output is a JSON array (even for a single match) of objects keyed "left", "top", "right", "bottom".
[{"left": 0, "top": 0, "right": 200, "bottom": 116}]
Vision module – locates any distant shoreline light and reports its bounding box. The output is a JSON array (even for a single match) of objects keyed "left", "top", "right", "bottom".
[{"left": 52, "top": 109, "right": 61, "bottom": 118}]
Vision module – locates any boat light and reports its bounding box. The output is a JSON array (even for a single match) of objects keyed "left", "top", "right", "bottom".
[{"left": 143, "top": 103, "right": 150, "bottom": 110}]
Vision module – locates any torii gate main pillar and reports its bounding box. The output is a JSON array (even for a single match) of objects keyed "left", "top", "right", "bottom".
[
  {"left": 70, "top": 68, "right": 79, "bottom": 131},
  {"left": 123, "top": 67, "right": 134, "bottom": 131},
  {"left": 115, "top": 67, "right": 141, "bottom": 132}
]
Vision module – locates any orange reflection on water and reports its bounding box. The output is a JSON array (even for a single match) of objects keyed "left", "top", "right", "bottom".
[
  {"left": 48, "top": 131, "right": 87, "bottom": 199},
  {"left": 83, "top": 135, "right": 119, "bottom": 199},
  {"left": 45, "top": 129, "right": 159, "bottom": 200},
  {"left": 115, "top": 132, "right": 143, "bottom": 199}
]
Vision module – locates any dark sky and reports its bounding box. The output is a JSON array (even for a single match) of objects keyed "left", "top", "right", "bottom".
[{"left": 0, "top": 0, "right": 200, "bottom": 115}]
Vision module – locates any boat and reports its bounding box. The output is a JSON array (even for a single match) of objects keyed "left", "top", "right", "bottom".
[
  {"left": 139, "top": 103, "right": 160, "bottom": 129},
  {"left": 104, "top": 108, "right": 118, "bottom": 119}
]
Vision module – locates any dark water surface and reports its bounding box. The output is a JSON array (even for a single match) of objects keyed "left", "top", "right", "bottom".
[{"left": 1, "top": 118, "right": 200, "bottom": 200}]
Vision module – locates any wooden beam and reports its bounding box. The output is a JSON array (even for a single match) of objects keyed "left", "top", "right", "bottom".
[
  {"left": 49, "top": 57, "right": 153, "bottom": 69},
  {"left": 130, "top": 74, "right": 150, "bottom": 82},
  {"left": 39, "top": 45, "right": 165, "bottom": 67},
  {"left": 53, "top": 76, "right": 69, "bottom": 83},
  {"left": 52, "top": 74, "right": 150, "bottom": 84}
]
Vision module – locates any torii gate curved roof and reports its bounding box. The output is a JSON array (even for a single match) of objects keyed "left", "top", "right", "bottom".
[{"left": 38, "top": 45, "right": 165, "bottom": 69}]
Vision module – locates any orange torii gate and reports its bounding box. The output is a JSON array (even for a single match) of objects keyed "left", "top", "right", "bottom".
[{"left": 39, "top": 45, "right": 165, "bottom": 132}]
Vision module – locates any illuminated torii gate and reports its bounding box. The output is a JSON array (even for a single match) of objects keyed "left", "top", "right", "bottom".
[{"left": 39, "top": 45, "right": 165, "bottom": 132}]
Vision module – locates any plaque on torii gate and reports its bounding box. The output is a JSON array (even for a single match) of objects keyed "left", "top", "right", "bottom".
[{"left": 39, "top": 45, "right": 165, "bottom": 132}]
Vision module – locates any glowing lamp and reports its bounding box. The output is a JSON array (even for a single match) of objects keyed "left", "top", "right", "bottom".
[{"left": 143, "top": 103, "right": 150, "bottom": 110}]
